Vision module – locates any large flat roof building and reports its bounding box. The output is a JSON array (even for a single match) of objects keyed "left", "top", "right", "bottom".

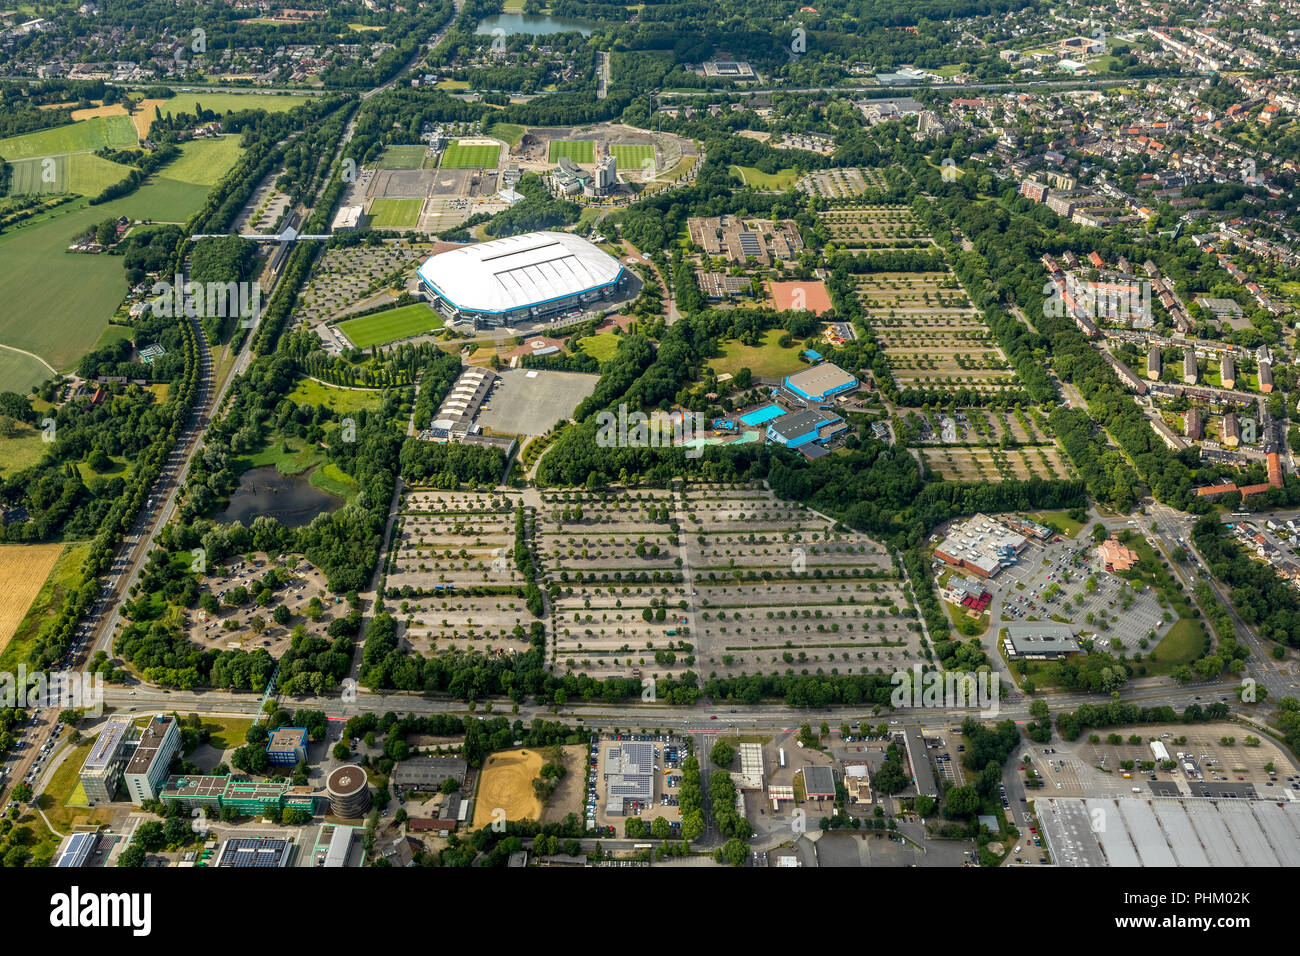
[
  {"left": 123, "top": 716, "right": 180, "bottom": 805},
  {"left": 391, "top": 757, "right": 468, "bottom": 791},
  {"left": 79, "top": 717, "right": 138, "bottom": 804},
  {"left": 1003, "top": 622, "right": 1080, "bottom": 659},
  {"left": 604, "top": 740, "right": 654, "bottom": 815},
  {"left": 801, "top": 765, "right": 836, "bottom": 799},
  {"left": 783, "top": 362, "right": 859, "bottom": 403},
  {"left": 766, "top": 407, "right": 847, "bottom": 449},
  {"left": 901, "top": 725, "right": 938, "bottom": 799},
  {"left": 933, "top": 513, "right": 1029, "bottom": 578},
  {"left": 417, "top": 232, "right": 626, "bottom": 329},
  {"left": 215, "top": 837, "right": 296, "bottom": 868}
]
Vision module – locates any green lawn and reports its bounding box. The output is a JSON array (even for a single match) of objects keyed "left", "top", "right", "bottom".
[
  {"left": 312, "top": 462, "right": 361, "bottom": 499},
  {"left": 368, "top": 197, "right": 423, "bottom": 229},
  {"left": 612, "top": 143, "right": 656, "bottom": 173},
  {"left": 487, "top": 122, "right": 527, "bottom": 147},
  {"left": 161, "top": 136, "right": 245, "bottom": 186},
  {"left": 336, "top": 303, "right": 444, "bottom": 348},
  {"left": 1148, "top": 618, "right": 1206, "bottom": 674},
  {"left": 288, "top": 377, "right": 387, "bottom": 414},
  {"left": 548, "top": 139, "right": 595, "bottom": 164},
  {"left": 1027, "top": 511, "right": 1085, "bottom": 538},
  {"left": 0, "top": 114, "right": 137, "bottom": 160},
  {"left": 0, "top": 421, "right": 47, "bottom": 476},
  {"left": 579, "top": 331, "right": 619, "bottom": 362},
  {"left": 730, "top": 165, "right": 799, "bottom": 190},
  {"left": 377, "top": 145, "right": 431, "bottom": 170},
  {"left": 203, "top": 717, "right": 255, "bottom": 753},
  {"left": 708, "top": 328, "right": 804, "bottom": 378},
  {"left": 441, "top": 141, "right": 501, "bottom": 169}
]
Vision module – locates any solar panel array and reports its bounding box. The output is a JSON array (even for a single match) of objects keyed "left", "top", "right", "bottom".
[{"left": 217, "top": 838, "right": 293, "bottom": 868}]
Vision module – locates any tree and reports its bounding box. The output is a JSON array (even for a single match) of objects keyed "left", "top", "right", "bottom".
[
  {"left": 914, "top": 794, "right": 936, "bottom": 818},
  {"left": 944, "top": 785, "right": 979, "bottom": 818},
  {"left": 720, "top": 837, "right": 748, "bottom": 867},
  {"left": 117, "top": 844, "right": 146, "bottom": 867},
  {"left": 710, "top": 741, "right": 735, "bottom": 769}
]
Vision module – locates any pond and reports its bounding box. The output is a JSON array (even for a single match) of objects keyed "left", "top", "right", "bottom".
[
  {"left": 219, "top": 466, "right": 342, "bottom": 529},
  {"left": 475, "top": 13, "right": 598, "bottom": 36}
]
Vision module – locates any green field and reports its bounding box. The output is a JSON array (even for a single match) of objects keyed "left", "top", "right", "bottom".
[
  {"left": 440, "top": 140, "right": 501, "bottom": 169},
  {"left": 237, "top": 433, "right": 325, "bottom": 476},
  {"left": 487, "top": 122, "right": 527, "bottom": 147},
  {"left": 377, "top": 145, "right": 431, "bottom": 170},
  {"left": 0, "top": 348, "right": 55, "bottom": 395},
  {"left": 730, "top": 164, "right": 799, "bottom": 190},
  {"left": 368, "top": 197, "right": 423, "bottom": 229},
  {"left": 161, "top": 136, "right": 245, "bottom": 186},
  {"left": 150, "top": 91, "right": 310, "bottom": 121},
  {"left": 0, "top": 114, "right": 137, "bottom": 161},
  {"left": 288, "top": 377, "right": 387, "bottom": 415},
  {"left": 708, "top": 328, "right": 804, "bottom": 378},
  {"left": 312, "top": 462, "right": 361, "bottom": 499},
  {"left": 337, "top": 303, "right": 444, "bottom": 347},
  {"left": 7, "top": 152, "right": 133, "bottom": 197},
  {"left": 0, "top": 418, "right": 47, "bottom": 476},
  {"left": 611, "top": 143, "right": 656, "bottom": 173},
  {"left": 579, "top": 331, "right": 619, "bottom": 362},
  {"left": 548, "top": 140, "right": 595, "bottom": 164}
]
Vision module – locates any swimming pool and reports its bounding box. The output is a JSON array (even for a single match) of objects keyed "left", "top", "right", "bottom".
[{"left": 739, "top": 404, "right": 784, "bottom": 427}]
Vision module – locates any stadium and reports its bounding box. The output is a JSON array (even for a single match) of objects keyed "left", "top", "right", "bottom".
[{"left": 416, "top": 232, "right": 627, "bottom": 329}]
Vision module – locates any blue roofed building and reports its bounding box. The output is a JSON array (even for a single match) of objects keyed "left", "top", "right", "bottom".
[
  {"left": 266, "top": 727, "right": 308, "bottom": 766},
  {"left": 766, "top": 408, "right": 848, "bottom": 449}
]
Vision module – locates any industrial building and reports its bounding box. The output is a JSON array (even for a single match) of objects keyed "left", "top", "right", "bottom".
[
  {"left": 214, "top": 837, "right": 297, "bottom": 868},
  {"left": 933, "top": 513, "right": 1030, "bottom": 578},
  {"left": 801, "top": 765, "right": 836, "bottom": 800},
  {"left": 327, "top": 765, "right": 371, "bottom": 818},
  {"left": 1002, "top": 623, "right": 1080, "bottom": 660},
  {"left": 266, "top": 727, "right": 308, "bottom": 766},
  {"left": 782, "top": 362, "right": 860, "bottom": 403},
  {"left": 604, "top": 739, "right": 654, "bottom": 815},
  {"left": 1038, "top": 797, "right": 1300, "bottom": 867},
  {"left": 123, "top": 716, "right": 180, "bottom": 805},
  {"left": 391, "top": 756, "right": 468, "bottom": 791},
  {"left": 427, "top": 366, "right": 496, "bottom": 441},
  {"left": 901, "top": 725, "right": 938, "bottom": 799},
  {"left": 416, "top": 232, "right": 626, "bottom": 329},
  {"left": 78, "top": 717, "right": 138, "bottom": 803}
]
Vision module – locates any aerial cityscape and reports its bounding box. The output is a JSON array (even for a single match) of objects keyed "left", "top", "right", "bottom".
[{"left": 0, "top": 0, "right": 1296, "bottom": 913}]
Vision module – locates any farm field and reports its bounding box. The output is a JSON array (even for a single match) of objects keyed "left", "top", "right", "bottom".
[
  {"left": 0, "top": 114, "right": 137, "bottom": 161},
  {"left": 0, "top": 347, "right": 55, "bottom": 395},
  {"left": 548, "top": 139, "right": 595, "bottom": 164},
  {"left": 0, "top": 543, "right": 65, "bottom": 653},
  {"left": 0, "top": 542, "right": 90, "bottom": 670},
  {"left": 161, "top": 136, "right": 245, "bottom": 186},
  {"left": 133, "top": 92, "right": 310, "bottom": 137},
  {"left": 368, "top": 197, "right": 424, "bottom": 229},
  {"left": 336, "top": 302, "right": 443, "bottom": 348},
  {"left": 612, "top": 143, "right": 656, "bottom": 172},
  {"left": 440, "top": 140, "right": 501, "bottom": 169},
  {"left": 6, "top": 152, "right": 132, "bottom": 197},
  {"left": 707, "top": 328, "right": 804, "bottom": 379},
  {"left": 377, "top": 145, "right": 430, "bottom": 170}
]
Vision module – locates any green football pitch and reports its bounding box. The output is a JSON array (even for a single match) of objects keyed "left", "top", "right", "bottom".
[
  {"left": 611, "top": 143, "right": 656, "bottom": 173},
  {"left": 547, "top": 140, "right": 595, "bottom": 164},
  {"left": 377, "top": 145, "right": 430, "bottom": 169},
  {"left": 336, "top": 304, "right": 444, "bottom": 348},
  {"left": 368, "top": 198, "right": 423, "bottom": 229},
  {"left": 440, "top": 141, "right": 501, "bottom": 169}
]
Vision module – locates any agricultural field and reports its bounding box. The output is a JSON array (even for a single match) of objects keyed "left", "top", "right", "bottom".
[
  {"left": 679, "top": 484, "right": 919, "bottom": 679},
  {"left": 160, "top": 136, "right": 245, "bottom": 186},
  {"left": 368, "top": 197, "right": 424, "bottom": 229},
  {"left": 133, "top": 92, "right": 310, "bottom": 137},
  {"left": 335, "top": 302, "right": 444, "bottom": 348},
  {"left": 440, "top": 140, "right": 501, "bottom": 169},
  {"left": 611, "top": 143, "right": 656, "bottom": 172},
  {"left": 0, "top": 114, "right": 137, "bottom": 161},
  {"left": 818, "top": 204, "right": 932, "bottom": 247},
  {"left": 386, "top": 490, "right": 541, "bottom": 659},
  {"left": 6, "top": 153, "right": 131, "bottom": 197},
  {"left": 0, "top": 347, "right": 55, "bottom": 396},
  {"left": 548, "top": 139, "right": 595, "bottom": 164},
  {"left": 0, "top": 542, "right": 90, "bottom": 670},
  {"left": 798, "top": 167, "right": 888, "bottom": 198},
  {"left": 920, "top": 445, "right": 1074, "bottom": 482},
  {"left": 0, "top": 543, "right": 66, "bottom": 653},
  {"left": 377, "top": 145, "right": 432, "bottom": 170},
  {"left": 707, "top": 328, "right": 805, "bottom": 379}
]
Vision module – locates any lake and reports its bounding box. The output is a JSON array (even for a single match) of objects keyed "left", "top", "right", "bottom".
[
  {"left": 475, "top": 13, "right": 598, "bottom": 36},
  {"left": 219, "top": 466, "right": 342, "bottom": 529}
]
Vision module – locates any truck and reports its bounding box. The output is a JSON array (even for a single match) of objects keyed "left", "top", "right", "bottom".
[{"left": 778, "top": 748, "right": 786, "bottom": 768}]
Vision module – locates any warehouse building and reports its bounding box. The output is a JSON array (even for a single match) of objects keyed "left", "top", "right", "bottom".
[
  {"left": 901, "top": 725, "right": 938, "bottom": 799},
  {"left": 391, "top": 757, "right": 468, "bottom": 791},
  {"left": 417, "top": 232, "right": 627, "bottom": 329}
]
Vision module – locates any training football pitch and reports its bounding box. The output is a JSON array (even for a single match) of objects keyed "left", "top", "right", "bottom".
[
  {"left": 377, "top": 145, "right": 430, "bottom": 170},
  {"left": 368, "top": 198, "right": 424, "bottom": 229},
  {"left": 611, "top": 143, "right": 655, "bottom": 172},
  {"left": 548, "top": 140, "right": 595, "bottom": 164},
  {"left": 440, "top": 141, "right": 501, "bottom": 169},
  {"left": 336, "top": 304, "right": 444, "bottom": 348}
]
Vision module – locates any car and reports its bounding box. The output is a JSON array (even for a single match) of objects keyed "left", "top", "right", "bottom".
[{"left": 710, "top": 715, "right": 717, "bottom": 720}]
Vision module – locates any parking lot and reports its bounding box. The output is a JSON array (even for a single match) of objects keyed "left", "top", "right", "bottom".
[{"left": 588, "top": 733, "right": 685, "bottom": 838}]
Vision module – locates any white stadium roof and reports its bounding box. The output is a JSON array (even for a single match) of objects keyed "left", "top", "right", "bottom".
[{"left": 417, "top": 232, "right": 623, "bottom": 315}]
